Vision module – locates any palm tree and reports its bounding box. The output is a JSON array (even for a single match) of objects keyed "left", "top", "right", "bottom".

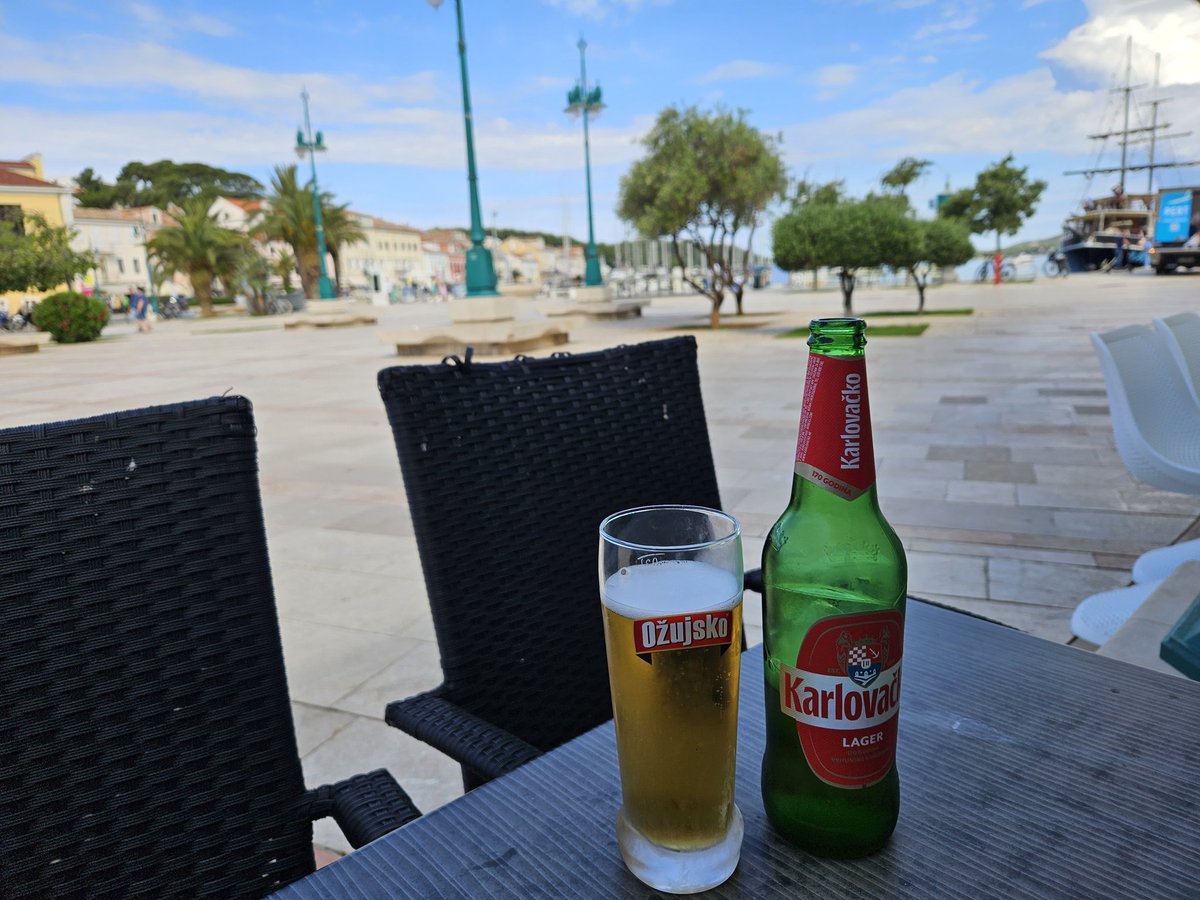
[
  {"left": 260, "top": 164, "right": 359, "bottom": 299},
  {"left": 321, "top": 200, "right": 365, "bottom": 297},
  {"left": 259, "top": 165, "right": 319, "bottom": 297},
  {"left": 271, "top": 249, "right": 297, "bottom": 292},
  {"left": 146, "top": 196, "right": 247, "bottom": 317}
]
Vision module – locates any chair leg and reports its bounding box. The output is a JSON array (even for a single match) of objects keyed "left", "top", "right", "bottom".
[
  {"left": 1071, "top": 580, "right": 1163, "bottom": 645},
  {"left": 1132, "top": 538, "right": 1200, "bottom": 584}
]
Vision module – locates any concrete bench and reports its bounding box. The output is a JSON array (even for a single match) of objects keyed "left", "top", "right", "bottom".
[{"left": 0, "top": 332, "right": 51, "bottom": 355}]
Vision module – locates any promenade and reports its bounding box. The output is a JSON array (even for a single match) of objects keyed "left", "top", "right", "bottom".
[{"left": 4, "top": 270, "right": 1197, "bottom": 851}]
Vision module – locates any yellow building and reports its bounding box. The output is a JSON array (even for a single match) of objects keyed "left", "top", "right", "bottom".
[{"left": 1, "top": 153, "right": 78, "bottom": 313}]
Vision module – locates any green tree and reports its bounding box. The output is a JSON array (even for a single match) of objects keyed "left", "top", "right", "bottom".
[
  {"left": 773, "top": 200, "right": 916, "bottom": 315},
  {"left": 880, "top": 157, "right": 932, "bottom": 200},
  {"left": 73, "top": 161, "right": 262, "bottom": 209},
  {"left": 272, "top": 249, "right": 297, "bottom": 292},
  {"left": 146, "top": 196, "right": 247, "bottom": 317},
  {"left": 789, "top": 175, "right": 846, "bottom": 212},
  {"left": 259, "top": 165, "right": 320, "bottom": 298},
  {"left": 258, "top": 165, "right": 355, "bottom": 300},
  {"left": 617, "top": 105, "right": 787, "bottom": 328},
  {"left": 883, "top": 217, "right": 975, "bottom": 312},
  {"left": 940, "top": 154, "right": 1046, "bottom": 264},
  {"left": 0, "top": 213, "right": 97, "bottom": 294},
  {"left": 321, "top": 201, "right": 366, "bottom": 297}
]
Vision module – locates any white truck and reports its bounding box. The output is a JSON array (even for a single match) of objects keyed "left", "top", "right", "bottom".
[{"left": 1150, "top": 187, "right": 1200, "bottom": 275}]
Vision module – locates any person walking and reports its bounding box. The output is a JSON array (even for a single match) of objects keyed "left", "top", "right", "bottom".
[{"left": 131, "top": 286, "right": 151, "bottom": 333}]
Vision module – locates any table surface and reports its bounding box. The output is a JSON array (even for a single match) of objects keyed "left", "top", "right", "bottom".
[{"left": 274, "top": 600, "right": 1200, "bottom": 899}]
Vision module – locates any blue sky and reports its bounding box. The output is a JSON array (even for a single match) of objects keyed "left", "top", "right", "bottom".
[{"left": 3, "top": 0, "right": 1200, "bottom": 248}]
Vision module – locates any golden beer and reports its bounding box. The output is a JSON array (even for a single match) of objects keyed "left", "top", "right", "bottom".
[{"left": 601, "top": 559, "right": 743, "bottom": 851}]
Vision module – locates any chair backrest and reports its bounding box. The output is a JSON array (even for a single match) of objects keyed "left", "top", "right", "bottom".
[
  {"left": 1154, "top": 312, "right": 1200, "bottom": 407},
  {"left": 378, "top": 337, "right": 723, "bottom": 752},
  {"left": 1090, "top": 325, "right": 1200, "bottom": 493},
  {"left": 0, "top": 397, "right": 313, "bottom": 897}
]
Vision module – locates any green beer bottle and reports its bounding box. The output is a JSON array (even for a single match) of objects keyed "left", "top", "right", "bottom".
[{"left": 761, "top": 317, "right": 907, "bottom": 857}]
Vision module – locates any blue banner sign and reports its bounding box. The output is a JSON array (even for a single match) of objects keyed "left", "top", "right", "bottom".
[{"left": 1156, "top": 191, "right": 1194, "bottom": 243}]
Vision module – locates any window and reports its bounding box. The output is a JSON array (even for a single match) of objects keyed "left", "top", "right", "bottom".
[
  {"left": 117, "top": 259, "right": 125, "bottom": 274},
  {"left": 133, "top": 259, "right": 140, "bottom": 273},
  {"left": 0, "top": 205, "right": 24, "bottom": 236}
]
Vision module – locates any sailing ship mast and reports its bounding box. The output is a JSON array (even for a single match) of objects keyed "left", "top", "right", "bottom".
[{"left": 1063, "top": 38, "right": 1200, "bottom": 190}]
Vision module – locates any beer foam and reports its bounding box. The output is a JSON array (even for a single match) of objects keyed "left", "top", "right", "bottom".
[{"left": 602, "top": 559, "right": 742, "bottom": 620}]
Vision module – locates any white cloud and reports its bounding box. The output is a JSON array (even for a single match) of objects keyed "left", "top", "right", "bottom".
[
  {"left": 541, "top": 0, "right": 672, "bottom": 22},
  {"left": 126, "top": 1, "right": 237, "bottom": 38},
  {"left": 816, "top": 64, "right": 861, "bottom": 87},
  {"left": 0, "top": 34, "right": 437, "bottom": 116},
  {"left": 913, "top": 0, "right": 990, "bottom": 41},
  {"left": 1041, "top": 0, "right": 1200, "bottom": 87},
  {"left": 697, "top": 60, "right": 787, "bottom": 84}
]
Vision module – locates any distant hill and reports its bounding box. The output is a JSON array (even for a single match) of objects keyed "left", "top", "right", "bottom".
[{"left": 1001, "top": 236, "right": 1060, "bottom": 255}]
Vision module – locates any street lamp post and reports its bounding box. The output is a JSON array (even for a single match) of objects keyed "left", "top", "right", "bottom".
[
  {"left": 295, "top": 89, "right": 336, "bottom": 300},
  {"left": 428, "top": 0, "right": 499, "bottom": 297},
  {"left": 565, "top": 36, "right": 605, "bottom": 288}
]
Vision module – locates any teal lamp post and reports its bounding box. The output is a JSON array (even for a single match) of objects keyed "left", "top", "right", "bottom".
[
  {"left": 565, "top": 36, "right": 605, "bottom": 288},
  {"left": 295, "top": 89, "right": 336, "bottom": 300},
  {"left": 428, "top": 0, "right": 499, "bottom": 297}
]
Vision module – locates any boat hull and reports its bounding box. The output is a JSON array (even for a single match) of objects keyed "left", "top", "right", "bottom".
[{"left": 1061, "top": 238, "right": 1119, "bottom": 272}]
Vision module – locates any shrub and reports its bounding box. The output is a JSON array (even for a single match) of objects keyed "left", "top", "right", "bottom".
[{"left": 31, "top": 291, "right": 111, "bottom": 343}]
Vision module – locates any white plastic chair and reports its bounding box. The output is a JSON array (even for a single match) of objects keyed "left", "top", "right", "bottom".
[
  {"left": 1155, "top": 312, "right": 1200, "bottom": 408},
  {"left": 1073, "top": 325, "right": 1200, "bottom": 644}
]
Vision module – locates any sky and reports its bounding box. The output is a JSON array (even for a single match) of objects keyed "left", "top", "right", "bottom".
[{"left": 4, "top": 0, "right": 1200, "bottom": 249}]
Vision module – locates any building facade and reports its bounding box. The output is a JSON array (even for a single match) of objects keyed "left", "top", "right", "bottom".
[
  {"left": 1, "top": 154, "right": 77, "bottom": 313},
  {"left": 339, "top": 213, "right": 425, "bottom": 296}
]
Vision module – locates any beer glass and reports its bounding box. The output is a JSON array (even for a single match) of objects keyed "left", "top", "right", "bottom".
[{"left": 598, "top": 505, "right": 744, "bottom": 894}]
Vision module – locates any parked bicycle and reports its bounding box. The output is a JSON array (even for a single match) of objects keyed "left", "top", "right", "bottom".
[
  {"left": 976, "top": 258, "right": 1017, "bottom": 282},
  {"left": 158, "top": 295, "right": 190, "bottom": 319},
  {"left": 1042, "top": 251, "right": 1069, "bottom": 278},
  {"left": 265, "top": 295, "right": 294, "bottom": 315},
  {"left": 0, "top": 305, "right": 32, "bottom": 332}
]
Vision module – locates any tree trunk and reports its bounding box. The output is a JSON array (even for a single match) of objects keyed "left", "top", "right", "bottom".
[
  {"left": 910, "top": 266, "right": 927, "bottom": 313},
  {"left": 329, "top": 244, "right": 343, "bottom": 297},
  {"left": 297, "top": 250, "right": 320, "bottom": 299},
  {"left": 839, "top": 268, "right": 855, "bottom": 316},
  {"left": 193, "top": 270, "right": 215, "bottom": 317}
]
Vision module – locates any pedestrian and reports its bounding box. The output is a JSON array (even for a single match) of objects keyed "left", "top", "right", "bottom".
[{"left": 131, "top": 285, "right": 151, "bottom": 333}]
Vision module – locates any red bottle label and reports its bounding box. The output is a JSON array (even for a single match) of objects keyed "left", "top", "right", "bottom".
[
  {"left": 794, "top": 354, "right": 875, "bottom": 500},
  {"left": 779, "top": 611, "right": 902, "bottom": 788}
]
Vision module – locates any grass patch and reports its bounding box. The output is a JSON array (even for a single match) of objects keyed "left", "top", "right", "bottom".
[
  {"left": 778, "top": 323, "right": 929, "bottom": 338},
  {"left": 862, "top": 308, "right": 974, "bottom": 317}
]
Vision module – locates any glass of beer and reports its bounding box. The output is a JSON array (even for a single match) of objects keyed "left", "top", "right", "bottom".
[{"left": 598, "top": 505, "right": 744, "bottom": 894}]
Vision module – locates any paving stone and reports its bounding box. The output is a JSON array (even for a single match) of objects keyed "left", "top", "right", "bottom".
[
  {"left": 927, "top": 445, "right": 1011, "bottom": 462},
  {"left": 964, "top": 460, "right": 1038, "bottom": 484}
]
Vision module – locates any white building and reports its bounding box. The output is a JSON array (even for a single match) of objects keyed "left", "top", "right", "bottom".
[
  {"left": 71, "top": 206, "right": 190, "bottom": 298},
  {"left": 340, "top": 213, "right": 426, "bottom": 297}
]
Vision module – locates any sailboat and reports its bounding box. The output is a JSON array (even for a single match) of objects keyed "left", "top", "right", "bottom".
[{"left": 1060, "top": 39, "right": 1200, "bottom": 272}]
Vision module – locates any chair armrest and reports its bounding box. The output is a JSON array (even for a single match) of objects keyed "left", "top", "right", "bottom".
[
  {"left": 744, "top": 568, "right": 763, "bottom": 595},
  {"left": 305, "top": 769, "right": 421, "bottom": 849},
  {"left": 386, "top": 688, "right": 543, "bottom": 783}
]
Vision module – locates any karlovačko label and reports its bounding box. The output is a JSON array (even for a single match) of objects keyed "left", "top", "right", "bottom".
[
  {"left": 794, "top": 354, "right": 876, "bottom": 500},
  {"left": 779, "top": 610, "right": 902, "bottom": 788}
]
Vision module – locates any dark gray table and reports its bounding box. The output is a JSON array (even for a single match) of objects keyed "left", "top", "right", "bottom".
[{"left": 274, "top": 600, "right": 1200, "bottom": 898}]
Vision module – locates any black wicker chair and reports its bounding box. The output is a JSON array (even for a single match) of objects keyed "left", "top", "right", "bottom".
[
  {"left": 378, "top": 335, "right": 760, "bottom": 791},
  {"left": 0, "top": 396, "right": 420, "bottom": 899}
]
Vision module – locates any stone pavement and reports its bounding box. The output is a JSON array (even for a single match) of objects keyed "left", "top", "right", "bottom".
[{"left": 3, "top": 271, "right": 1197, "bottom": 852}]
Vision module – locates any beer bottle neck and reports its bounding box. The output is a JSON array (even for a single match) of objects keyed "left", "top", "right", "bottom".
[{"left": 789, "top": 318, "right": 877, "bottom": 506}]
